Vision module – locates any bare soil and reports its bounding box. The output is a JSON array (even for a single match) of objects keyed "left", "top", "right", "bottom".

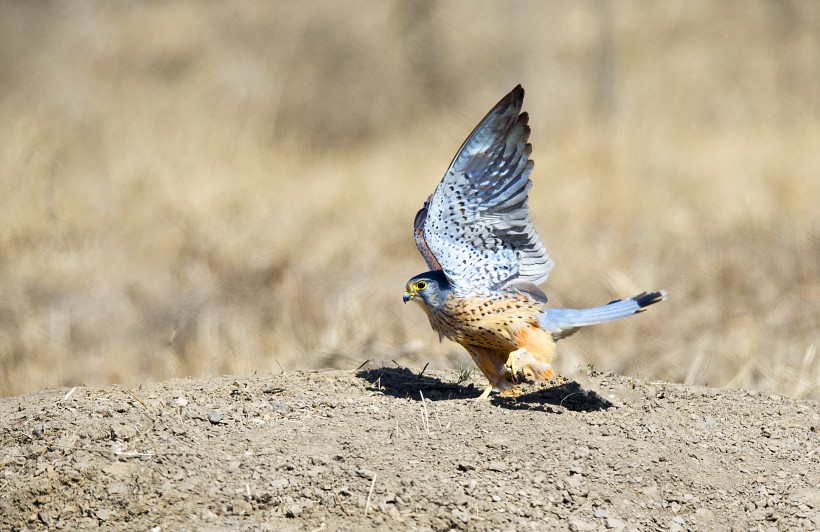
[{"left": 1, "top": 368, "right": 818, "bottom": 531}]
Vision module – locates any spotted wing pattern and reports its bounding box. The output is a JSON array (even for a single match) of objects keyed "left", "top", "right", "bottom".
[{"left": 414, "top": 85, "right": 553, "bottom": 297}]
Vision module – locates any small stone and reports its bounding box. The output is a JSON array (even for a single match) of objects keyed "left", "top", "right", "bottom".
[
  {"left": 594, "top": 508, "right": 609, "bottom": 518},
  {"left": 285, "top": 504, "right": 302, "bottom": 518},
  {"left": 111, "top": 424, "right": 137, "bottom": 441},
  {"left": 642, "top": 485, "right": 660, "bottom": 499},
  {"left": 695, "top": 508, "right": 715, "bottom": 520},
  {"left": 356, "top": 469, "right": 375, "bottom": 480},
  {"left": 487, "top": 461, "right": 506, "bottom": 472},
  {"left": 568, "top": 517, "right": 597, "bottom": 531},
  {"left": 750, "top": 508, "right": 768, "bottom": 521},
  {"left": 111, "top": 441, "right": 128, "bottom": 454},
  {"left": 451, "top": 508, "right": 470, "bottom": 523},
  {"left": 174, "top": 396, "right": 188, "bottom": 407},
  {"left": 232, "top": 499, "right": 253, "bottom": 514},
  {"left": 606, "top": 517, "right": 625, "bottom": 529},
  {"left": 573, "top": 446, "right": 592, "bottom": 458},
  {"left": 207, "top": 412, "right": 224, "bottom": 424}
]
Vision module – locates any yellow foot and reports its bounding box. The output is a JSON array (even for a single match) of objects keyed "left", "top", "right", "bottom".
[
  {"left": 504, "top": 348, "right": 528, "bottom": 382},
  {"left": 475, "top": 385, "right": 494, "bottom": 401}
]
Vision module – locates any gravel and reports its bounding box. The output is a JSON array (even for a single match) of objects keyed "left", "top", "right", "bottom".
[{"left": 1, "top": 367, "right": 818, "bottom": 530}]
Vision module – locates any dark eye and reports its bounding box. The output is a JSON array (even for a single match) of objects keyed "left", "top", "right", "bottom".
[{"left": 415, "top": 280, "right": 427, "bottom": 291}]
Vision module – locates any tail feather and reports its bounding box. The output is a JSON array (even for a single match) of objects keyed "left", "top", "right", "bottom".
[{"left": 539, "top": 290, "right": 666, "bottom": 340}]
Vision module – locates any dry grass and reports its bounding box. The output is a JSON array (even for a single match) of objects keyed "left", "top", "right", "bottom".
[{"left": 0, "top": 1, "right": 817, "bottom": 398}]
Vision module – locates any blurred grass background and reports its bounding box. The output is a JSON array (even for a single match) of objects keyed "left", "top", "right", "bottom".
[{"left": 0, "top": 1, "right": 817, "bottom": 399}]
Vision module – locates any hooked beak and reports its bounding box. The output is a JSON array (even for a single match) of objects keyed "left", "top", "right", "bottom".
[{"left": 403, "top": 291, "right": 414, "bottom": 304}]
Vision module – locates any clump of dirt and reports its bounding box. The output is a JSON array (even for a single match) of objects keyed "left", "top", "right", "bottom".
[{"left": 1, "top": 368, "right": 818, "bottom": 531}]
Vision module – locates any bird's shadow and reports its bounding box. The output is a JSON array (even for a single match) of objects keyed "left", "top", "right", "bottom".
[{"left": 356, "top": 366, "right": 612, "bottom": 412}]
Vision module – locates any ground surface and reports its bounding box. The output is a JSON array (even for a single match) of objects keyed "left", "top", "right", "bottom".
[{"left": 1, "top": 368, "right": 818, "bottom": 531}]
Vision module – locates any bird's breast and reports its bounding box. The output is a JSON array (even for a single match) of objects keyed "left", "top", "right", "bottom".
[{"left": 429, "top": 293, "right": 545, "bottom": 349}]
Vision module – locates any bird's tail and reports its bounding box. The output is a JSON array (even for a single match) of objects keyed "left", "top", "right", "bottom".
[{"left": 538, "top": 291, "right": 666, "bottom": 340}]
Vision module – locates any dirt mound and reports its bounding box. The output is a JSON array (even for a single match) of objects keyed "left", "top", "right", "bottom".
[{"left": 1, "top": 368, "right": 818, "bottom": 531}]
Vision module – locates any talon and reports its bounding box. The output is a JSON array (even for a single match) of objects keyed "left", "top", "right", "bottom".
[
  {"left": 504, "top": 348, "right": 527, "bottom": 382},
  {"left": 475, "top": 385, "right": 494, "bottom": 402}
]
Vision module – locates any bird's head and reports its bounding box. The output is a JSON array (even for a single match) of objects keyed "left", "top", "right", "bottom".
[{"left": 403, "top": 270, "right": 450, "bottom": 310}]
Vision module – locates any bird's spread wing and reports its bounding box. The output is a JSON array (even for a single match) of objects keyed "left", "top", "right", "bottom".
[{"left": 414, "top": 85, "right": 553, "bottom": 297}]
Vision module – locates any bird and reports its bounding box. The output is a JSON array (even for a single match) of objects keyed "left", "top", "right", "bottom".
[{"left": 403, "top": 85, "right": 665, "bottom": 400}]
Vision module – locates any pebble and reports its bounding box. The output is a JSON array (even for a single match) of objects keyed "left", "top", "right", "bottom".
[
  {"left": 488, "top": 461, "right": 506, "bottom": 472},
  {"left": 568, "top": 517, "right": 597, "bottom": 531},
  {"left": 605, "top": 517, "right": 626, "bottom": 529},
  {"left": 110, "top": 424, "right": 137, "bottom": 441},
  {"left": 750, "top": 508, "right": 769, "bottom": 520},
  {"left": 451, "top": 508, "right": 470, "bottom": 523}
]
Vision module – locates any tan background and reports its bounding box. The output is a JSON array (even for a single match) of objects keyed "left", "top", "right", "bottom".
[{"left": 0, "top": 1, "right": 817, "bottom": 398}]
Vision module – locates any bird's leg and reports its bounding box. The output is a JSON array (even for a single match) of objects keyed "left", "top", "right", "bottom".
[
  {"left": 504, "top": 348, "right": 528, "bottom": 382},
  {"left": 475, "top": 384, "right": 494, "bottom": 401}
]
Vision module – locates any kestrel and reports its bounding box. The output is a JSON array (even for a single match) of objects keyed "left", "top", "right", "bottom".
[{"left": 404, "top": 85, "right": 665, "bottom": 400}]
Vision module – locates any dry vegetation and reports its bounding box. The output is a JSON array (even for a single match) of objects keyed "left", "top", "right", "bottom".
[{"left": 0, "top": 1, "right": 817, "bottom": 399}]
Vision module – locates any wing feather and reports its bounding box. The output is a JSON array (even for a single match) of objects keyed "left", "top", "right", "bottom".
[
  {"left": 413, "top": 196, "right": 442, "bottom": 271},
  {"left": 414, "top": 85, "right": 553, "bottom": 296}
]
